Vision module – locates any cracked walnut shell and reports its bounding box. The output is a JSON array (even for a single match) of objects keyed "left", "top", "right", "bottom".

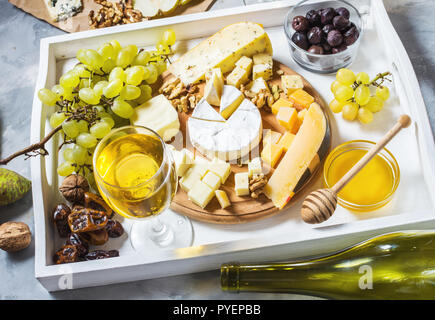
[{"left": 59, "top": 174, "right": 89, "bottom": 203}]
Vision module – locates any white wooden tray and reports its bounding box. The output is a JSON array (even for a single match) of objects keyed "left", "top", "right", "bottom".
[{"left": 31, "top": 0, "right": 435, "bottom": 291}]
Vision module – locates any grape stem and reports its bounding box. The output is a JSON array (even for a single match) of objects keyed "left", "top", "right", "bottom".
[
  {"left": 0, "top": 125, "right": 62, "bottom": 165},
  {"left": 369, "top": 71, "right": 392, "bottom": 87}
]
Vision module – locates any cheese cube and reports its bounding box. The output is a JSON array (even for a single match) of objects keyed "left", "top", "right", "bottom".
[
  {"left": 248, "top": 77, "right": 270, "bottom": 94},
  {"left": 209, "top": 158, "right": 231, "bottom": 183},
  {"left": 204, "top": 68, "right": 224, "bottom": 106},
  {"left": 226, "top": 67, "right": 250, "bottom": 88},
  {"left": 288, "top": 89, "right": 314, "bottom": 110},
  {"left": 281, "top": 75, "right": 304, "bottom": 96},
  {"left": 234, "top": 172, "right": 250, "bottom": 196},
  {"left": 180, "top": 168, "right": 202, "bottom": 192},
  {"left": 248, "top": 157, "right": 263, "bottom": 178},
  {"left": 253, "top": 53, "right": 273, "bottom": 66},
  {"left": 276, "top": 106, "right": 299, "bottom": 133},
  {"left": 263, "top": 130, "right": 282, "bottom": 146},
  {"left": 173, "top": 149, "right": 194, "bottom": 177},
  {"left": 298, "top": 109, "right": 307, "bottom": 122},
  {"left": 271, "top": 97, "right": 293, "bottom": 115},
  {"left": 253, "top": 64, "right": 273, "bottom": 80},
  {"left": 278, "top": 131, "right": 296, "bottom": 152},
  {"left": 235, "top": 56, "right": 253, "bottom": 71},
  {"left": 220, "top": 85, "right": 244, "bottom": 119},
  {"left": 202, "top": 171, "right": 221, "bottom": 191},
  {"left": 188, "top": 180, "right": 215, "bottom": 209},
  {"left": 261, "top": 143, "right": 284, "bottom": 168},
  {"left": 215, "top": 190, "right": 231, "bottom": 209}
]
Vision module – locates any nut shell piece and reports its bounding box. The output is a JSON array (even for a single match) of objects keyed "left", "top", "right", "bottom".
[
  {"left": 0, "top": 222, "right": 32, "bottom": 252},
  {"left": 59, "top": 174, "right": 89, "bottom": 203}
]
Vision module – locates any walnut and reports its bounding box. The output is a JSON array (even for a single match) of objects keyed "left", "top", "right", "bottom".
[
  {"left": 89, "top": 0, "right": 143, "bottom": 29},
  {"left": 0, "top": 222, "right": 31, "bottom": 252},
  {"left": 160, "top": 78, "right": 201, "bottom": 112},
  {"left": 249, "top": 174, "right": 268, "bottom": 199},
  {"left": 59, "top": 174, "right": 89, "bottom": 203}
]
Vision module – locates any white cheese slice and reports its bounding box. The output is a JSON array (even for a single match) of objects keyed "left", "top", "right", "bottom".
[
  {"left": 248, "top": 77, "right": 270, "bottom": 94},
  {"left": 203, "top": 68, "right": 224, "bottom": 106},
  {"left": 130, "top": 94, "right": 180, "bottom": 142},
  {"left": 191, "top": 99, "right": 225, "bottom": 122},
  {"left": 168, "top": 22, "right": 273, "bottom": 85},
  {"left": 219, "top": 85, "right": 244, "bottom": 120}
]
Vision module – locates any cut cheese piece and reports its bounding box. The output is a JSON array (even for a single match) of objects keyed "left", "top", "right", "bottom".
[
  {"left": 278, "top": 131, "right": 296, "bottom": 152},
  {"left": 172, "top": 148, "right": 194, "bottom": 177},
  {"left": 202, "top": 171, "right": 221, "bottom": 191},
  {"left": 131, "top": 94, "right": 180, "bottom": 142},
  {"left": 253, "top": 53, "right": 273, "bottom": 66},
  {"left": 276, "top": 106, "right": 298, "bottom": 133},
  {"left": 248, "top": 77, "right": 270, "bottom": 94},
  {"left": 191, "top": 99, "right": 225, "bottom": 121},
  {"left": 203, "top": 68, "right": 224, "bottom": 106},
  {"left": 282, "top": 75, "right": 304, "bottom": 96},
  {"left": 248, "top": 157, "right": 262, "bottom": 178},
  {"left": 179, "top": 158, "right": 209, "bottom": 192},
  {"left": 188, "top": 180, "right": 215, "bottom": 209},
  {"left": 220, "top": 85, "right": 244, "bottom": 119},
  {"left": 215, "top": 190, "right": 231, "bottom": 209},
  {"left": 168, "top": 22, "right": 273, "bottom": 85},
  {"left": 235, "top": 56, "right": 253, "bottom": 71},
  {"left": 209, "top": 158, "right": 231, "bottom": 183},
  {"left": 253, "top": 64, "right": 273, "bottom": 80},
  {"left": 263, "top": 130, "right": 282, "bottom": 146},
  {"left": 288, "top": 89, "right": 315, "bottom": 110},
  {"left": 234, "top": 172, "right": 250, "bottom": 196},
  {"left": 261, "top": 142, "right": 284, "bottom": 168},
  {"left": 226, "top": 66, "right": 250, "bottom": 88},
  {"left": 264, "top": 103, "right": 326, "bottom": 209},
  {"left": 271, "top": 97, "right": 293, "bottom": 115}
]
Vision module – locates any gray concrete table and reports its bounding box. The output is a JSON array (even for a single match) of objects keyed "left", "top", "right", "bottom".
[{"left": 0, "top": 0, "right": 434, "bottom": 300}]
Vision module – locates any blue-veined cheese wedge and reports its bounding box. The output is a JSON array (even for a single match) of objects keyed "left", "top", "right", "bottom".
[{"left": 168, "top": 22, "right": 273, "bottom": 85}]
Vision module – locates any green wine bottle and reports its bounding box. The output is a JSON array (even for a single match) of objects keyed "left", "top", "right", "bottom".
[{"left": 221, "top": 230, "right": 435, "bottom": 299}]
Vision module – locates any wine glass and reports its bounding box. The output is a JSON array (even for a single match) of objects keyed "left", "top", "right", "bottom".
[{"left": 93, "top": 125, "right": 193, "bottom": 252}]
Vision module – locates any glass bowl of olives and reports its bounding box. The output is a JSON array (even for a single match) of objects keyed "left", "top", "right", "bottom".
[{"left": 284, "top": 0, "right": 363, "bottom": 73}]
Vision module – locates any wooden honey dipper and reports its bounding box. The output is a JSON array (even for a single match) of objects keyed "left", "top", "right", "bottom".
[{"left": 301, "top": 114, "right": 412, "bottom": 224}]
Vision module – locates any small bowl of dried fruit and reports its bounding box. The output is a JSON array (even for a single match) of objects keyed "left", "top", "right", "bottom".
[{"left": 284, "top": 0, "right": 363, "bottom": 73}]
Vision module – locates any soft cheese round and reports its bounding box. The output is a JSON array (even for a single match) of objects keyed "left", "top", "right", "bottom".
[{"left": 188, "top": 99, "right": 262, "bottom": 161}]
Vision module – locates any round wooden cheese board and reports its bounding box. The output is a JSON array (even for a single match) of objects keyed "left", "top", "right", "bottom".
[{"left": 161, "top": 60, "right": 331, "bottom": 224}]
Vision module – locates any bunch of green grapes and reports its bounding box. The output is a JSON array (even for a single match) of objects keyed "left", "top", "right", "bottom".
[
  {"left": 37, "top": 29, "right": 177, "bottom": 181},
  {"left": 329, "top": 68, "right": 391, "bottom": 124}
]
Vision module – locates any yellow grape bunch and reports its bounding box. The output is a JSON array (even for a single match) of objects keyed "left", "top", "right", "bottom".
[
  {"left": 36, "top": 29, "right": 177, "bottom": 179},
  {"left": 328, "top": 68, "right": 391, "bottom": 124}
]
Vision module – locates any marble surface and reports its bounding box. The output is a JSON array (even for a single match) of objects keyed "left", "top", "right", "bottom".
[{"left": 0, "top": 0, "right": 434, "bottom": 300}]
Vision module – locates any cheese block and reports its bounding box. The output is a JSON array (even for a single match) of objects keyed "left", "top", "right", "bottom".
[
  {"left": 264, "top": 103, "right": 327, "bottom": 209},
  {"left": 215, "top": 190, "right": 231, "bottom": 209},
  {"left": 172, "top": 148, "right": 194, "bottom": 177},
  {"left": 248, "top": 77, "right": 270, "bottom": 94},
  {"left": 248, "top": 157, "right": 262, "bottom": 178},
  {"left": 131, "top": 94, "right": 180, "bottom": 141},
  {"left": 179, "top": 159, "right": 209, "bottom": 192},
  {"left": 168, "top": 22, "right": 273, "bottom": 85},
  {"left": 271, "top": 97, "right": 293, "bottom": 115},
  {"left": 44, "top": 0, "right": 83, "bottom": 21},
  {"left": 235, "top": 172, "right": 250, "bottom": 196},
  {"left": 202, "top": 171, "right": 222, "bottom": 191},
  {"left": 278, "top": 131, "right": 296, "bottom": 152},
  {"left": 276, "top": 106, "right": 298, "bottom": 133},
  {"left": 209, "top": 158, "right": 231, "bottom": 183},
  {"left": 253, "top": 63, "right": 273, "bottom": 80},
  {"left": 188, "top": 99, "right": 262, "bottom": 161},
  {"left": 263, "top": 130, "right": 282, "bottom": 146},
  {"left": 192, "top": 99, "right": 225, "bottom": 122},
  {"left": 282, "top": 75, "right": 304, "bottom": 96},
  {"left": 188, "top": 180, "right": 215, "bottom": 209},
  {"left": 226, "top": 67, "right": 250, "bottom": 88},
  {"left": 235, "top": 56, "right": 253, "bottom": 71},
  {"left": 261, "top": 142, "right": 284, "bottom": 168},
  {"left": 203, "top": 68, "right": 224, "bottom": 106},
  {"left": 220, "top": 85, "right": 244, "bottom": 119},
  {"left": 253, "top": 53, "right": 273, "bottom": 66},
  {"left": 288, "top": 89, "right": 315, "bottom": 110}
]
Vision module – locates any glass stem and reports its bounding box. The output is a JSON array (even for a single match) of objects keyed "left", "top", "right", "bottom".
[{"left": 148, "top": 216, "right": 174, "bottom": 247}]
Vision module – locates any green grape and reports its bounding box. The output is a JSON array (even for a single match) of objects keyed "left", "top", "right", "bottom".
[
  {"left": 124, "top": 44, "right": 138, "bottom": 57},
  {"left": 93, "top": 81, "right": 109, "bottom": 96},
  {"left": 162, "top": 29, "right": 176, "bottom": 46},
  {"left": 51, "top": 85, "right": 64, "bottom": 97},
  {"left": 334, "top": 85, "right": 354, "bottom": 103},
  {"left": 77, "top": 49, "right": 104, "bottom": 70},
  {"left": 62, "top": 119, "right": 80, "bottom": 138},
  {"left": 145, "top": 64, "right": 158, "bottom": 84},
  {"left": 120, "top": 85, "right": 141, "bottom": 100},
  {"left": 357, "top": 107, "right": 374, "bottom": 124},
  {"left": 100, "top": 115, "right": 115, "bottom": 128},
  {"left": 330, "top": 80, "right": 341, "bottom": 94},
  {"left": 329, "top": 99, "right": 343, "bottom": 113},
  {"left": 112, "top": 98, "right": 134, "bottom": 119},
  {"left": 135, "top": 84, "right": 152, "bottom": 104},
  {"left": 116, "top": 48, "right": 135, "bottom": 68},
  {"left": 71, "top": 144, "right": 88, "bottom": 165},
  {"left": 125, "top": 66, "right": 144, "bottom": 86},
  {"left": 76, "top": 132, "right": 98, "bottom": 148},
  {"left": 342, "top": 102, "right": 359, "bottom": 121},
  {"left": 336, "top": 68, "right": 356, "bottom": 86},
  {"left": 101, "top": 59, "right": 116, "bottom": 74},
  {"left": 98, "top": 43, "right": 116, "bottom": 61},
  {"left": 59, "top": 72, "right": 80, "bottom": 89},
  {"left": 133, "top": 50, "right": 151, "bottom": 66},
  {"left": 356, "top": 72, "right": 370, "bottom": 85},
  {"left": 155, "top": 60, "right": 167, "bottom": 75},
  {"left": 63, "top": 147, "right": 74, "bottom": 162},
  {"left": 354, "top": 85, "right": 370, "bottom": 105},
  {"left": 79, "top": 78, "right": 92, "bottom": 89},
  {"left": 49, "top": 111, "right": 68, "bottom": 128},
  {"left": 57, "top": 161, "right": 75, "bottom": 177},
  {"left": 109, "top": 40, "right": 122, "bottom": 55},
  {"left": 156, "top": 42, "right": 169, "bottom": 53},
  {"left": 376, "top": 86, "right": 390, "bottom": 101},
  {"left": 38, "top": 88, "right": 58, "bottom": 106},
  {"left": 62, "top": 88, "right": 75, "bottom": 101},
  {"left": 76, "top": 120, "right": 89, "bottom": 133},
  {"left": 72, "top": 64, "right": 91, "bottom": 78},
  {"left": 90, "top": 121, "right": 111, "bottom": 139},
  {"left": 79, "top": 87, "right": 101, "bottom": 105},
  {"left": 103, "top": 79, "right": 124, "bottom": 98},
  {"left": 109, "top": 67, "right": 126, "bottom": 83},
  {"left": 365, "top": 96, "right": 384, "bottom": 113},
  {"left": 94, "top": 105, "right": 106, "bottom": 113}
]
